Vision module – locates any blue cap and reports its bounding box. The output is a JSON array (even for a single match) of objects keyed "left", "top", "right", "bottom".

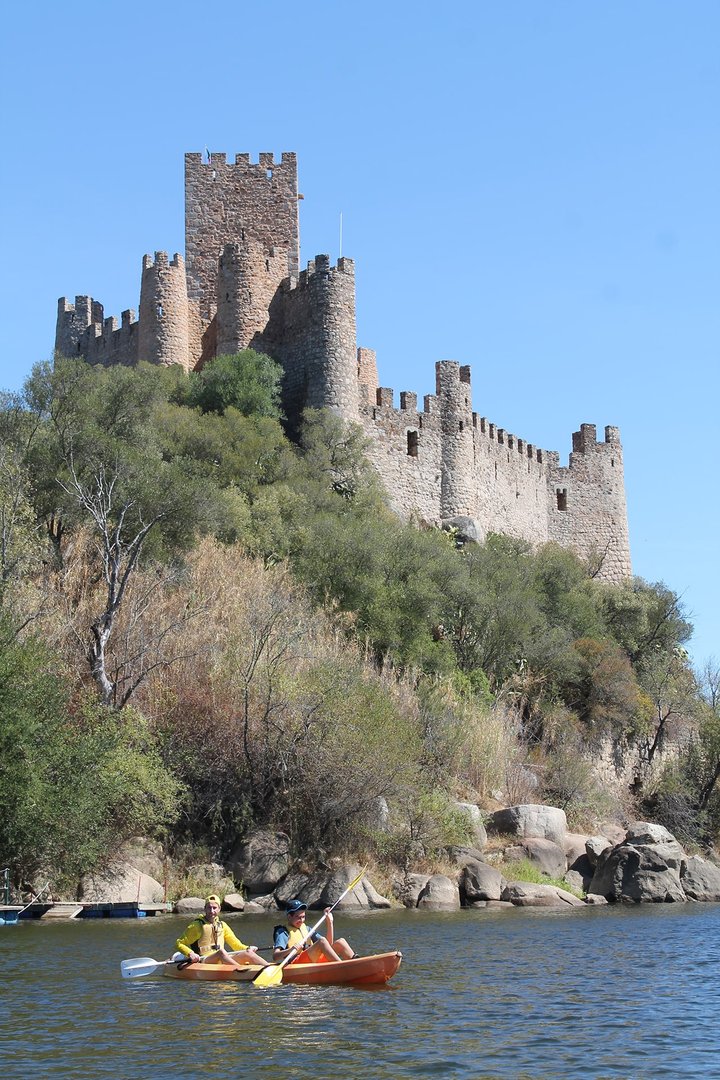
[{"left": 286, "top": 899, "right": 307, "bottom": 914}]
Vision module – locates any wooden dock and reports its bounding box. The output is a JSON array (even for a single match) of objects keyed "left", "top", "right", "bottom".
[{"left": 1, "top": 901, "right": 172, "bottom": 921}]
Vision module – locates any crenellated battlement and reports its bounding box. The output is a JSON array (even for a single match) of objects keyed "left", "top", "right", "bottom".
[{"left": 284, "top": 255, "right": 355, "bottom": 293}]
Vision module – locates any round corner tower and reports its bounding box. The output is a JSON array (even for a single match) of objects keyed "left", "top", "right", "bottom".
[{"left": 138, "top": 252, "right": 190, "bottom": 370}]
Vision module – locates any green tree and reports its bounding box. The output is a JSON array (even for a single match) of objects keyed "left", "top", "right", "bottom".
[
  {"left": 180, "top": 350, "right": 284, "bottom": 419},
  {"left": 0, "top": 627, "right": 179, "bottom": 888},
  {"left": 17, "top": 359, "right": 226, "bottom": 704}
]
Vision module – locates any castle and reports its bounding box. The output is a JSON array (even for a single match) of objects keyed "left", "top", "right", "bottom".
[{"left": 55, "top": 150, "right": 631, "bottom": 582}]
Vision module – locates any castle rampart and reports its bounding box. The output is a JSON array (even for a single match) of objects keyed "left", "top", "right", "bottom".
[{"left": 53, "top": 148, "right": 631, "bottom": 583}]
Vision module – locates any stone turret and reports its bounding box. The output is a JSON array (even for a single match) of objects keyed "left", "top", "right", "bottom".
[
  {"left": 216, "top": 241, "right": 285, "bottom": 356},
  {"left": 138, "top": 252, "right": 190, "bottom": 370},
  {"left": 436, "top": 361, "right": 475, "bottom": 519},
  {"left": 55, "top": 296, "right": 104, "bottom": 357}
]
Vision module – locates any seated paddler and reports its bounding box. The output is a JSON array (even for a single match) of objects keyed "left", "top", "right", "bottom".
[
  {"left": 273, "top": 898, "right": 356, "bottom": 964},
  {"left": 176, "top": 894, "right": 269, "bottom": 969}
]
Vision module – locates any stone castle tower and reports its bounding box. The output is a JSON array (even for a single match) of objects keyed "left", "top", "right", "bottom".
[{"left": 55, "top": 150, "right": 631, "bottom": 582}]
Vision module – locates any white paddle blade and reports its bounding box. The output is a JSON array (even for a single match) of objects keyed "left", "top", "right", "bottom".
[
  {"left": 253, "top": 964, "right": 284, "bottom": 989},
  {"left": 120, "top": 956, "right": 163, "bottom": 979}
]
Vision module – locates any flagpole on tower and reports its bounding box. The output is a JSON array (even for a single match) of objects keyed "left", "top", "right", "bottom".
[{"left": 339, "top": 211, "right": 343, "bottom": 259}]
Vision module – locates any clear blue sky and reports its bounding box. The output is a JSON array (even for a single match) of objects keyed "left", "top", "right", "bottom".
[{"left": 1, "top": 1, "right": 718, "bottom": 668}]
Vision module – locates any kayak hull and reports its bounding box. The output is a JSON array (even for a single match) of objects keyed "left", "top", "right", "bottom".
[{"left": 162, "top": 950, "right": 402, "bottom": 986}]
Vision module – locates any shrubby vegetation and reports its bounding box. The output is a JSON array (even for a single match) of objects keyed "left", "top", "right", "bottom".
[{"left": 0, "top": 352, "right": 715, "bottom": 893}]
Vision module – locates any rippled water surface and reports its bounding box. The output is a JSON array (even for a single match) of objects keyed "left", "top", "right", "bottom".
[{"left": 3, "top": 903, "right": 720, "bottom": 1078}]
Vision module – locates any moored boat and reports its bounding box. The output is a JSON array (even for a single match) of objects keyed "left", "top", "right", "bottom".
[{"left": 162, "top": 950, "right": 402, "bottom": 987}]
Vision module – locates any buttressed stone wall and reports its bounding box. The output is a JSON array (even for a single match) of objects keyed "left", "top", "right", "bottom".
[{"left": 54, "top": 149, "right": 631, "bottom": 582}]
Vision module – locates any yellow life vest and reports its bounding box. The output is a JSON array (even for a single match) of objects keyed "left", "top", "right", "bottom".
[
  {"left": 286, "top": 923, "right": 313, "bottom": 951},
  {"left": 196, "top": 916, "right": 225, "bottom": 956}
]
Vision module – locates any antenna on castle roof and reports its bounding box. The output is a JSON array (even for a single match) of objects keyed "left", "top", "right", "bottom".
[{"left": 339, "top": 211, "right": 343, "bottom": 258}]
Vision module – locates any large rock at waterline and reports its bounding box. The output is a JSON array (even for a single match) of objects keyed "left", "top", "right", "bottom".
[
  {"left": 222, "top": 892, "right": 245, "bottom": 911},
  {"left": 501, "top": 882, "right": 583, "bottom": 907},
  {"left": 417, "top": 874, "right": 461, "bottom": 910},
  {"left": 230, "top": 830, "right": 290, "bottom": 894},
  {"left": 274, "top": 870, "right": 326, "bottom": 909},
  {"left": 275, "top": 866, "right": 391, "bottom": 910},
  {"left": 393, "top": 873, "right": 431, "bottom": 909},
  {"left": 513, "top": 837, "right": 567, "bottom": 879},
  {"left": 488, "top": 805, "right": 567, "bottom": 846},
  {"left": 460, "top": 860, "right": 505, "bottom": 902},
  {"left": 319, "top": 866, "right": 390, "bottom": 909},
  {"left": 78, "top": 861, "right": 164, "bottom": 904},
  {"left": 175, "top": 895, "right": 206, "bottom": 913},
  {"left": 588, "top": 844, "right": 686, "bottom": 903},
  {"left": 680, "top": 856, "right": 720, "bottom": 901}
]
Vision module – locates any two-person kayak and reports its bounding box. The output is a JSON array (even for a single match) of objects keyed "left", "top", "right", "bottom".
[{"left": 162, "top": 950, "right": 402, "bottom": 986}]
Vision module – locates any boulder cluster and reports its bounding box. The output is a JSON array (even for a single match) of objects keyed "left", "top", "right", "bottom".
[{"left": 75, "top": 809, "right": 720, "bottom": 913}]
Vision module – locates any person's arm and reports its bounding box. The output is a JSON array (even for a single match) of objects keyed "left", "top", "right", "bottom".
[
  {"left": 176, "top": 921, "right": 202, "bottom": 960},
  {"left": 323, "top": 908, "right": 335, "bottom": 945},
  {"left": 222, "top": 923, "right": 249, "bottom": 953}
]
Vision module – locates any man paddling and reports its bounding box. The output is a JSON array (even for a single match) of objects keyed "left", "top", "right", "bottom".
[
  {"left": 272, "top": 898, "right": 356, "bottom": 964},
  {"left": 176, "top": 894, "right": 269, "bottom": 969}
]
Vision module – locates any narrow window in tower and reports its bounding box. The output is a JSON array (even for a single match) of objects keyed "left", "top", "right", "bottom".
[
  {"left": 407, "top": 430, "right": 419, "bottom": 458},
  {"left": 265, "top": 260, "right": 270, "bottom": 272},
  {"left": 611, "top": 458, "right": 615, "bottom": 467},
  {"left": 156, "top": 304, "right": 164, "bottom": 317},
  {"left": 556, "top": 489, "right": 568, "bottom": 511},
  {"left": 266, "top": 169, "right": 273, "bottom": 179},
  {"left": 459, "top": 420, "right": 464, "bottom": 431}
]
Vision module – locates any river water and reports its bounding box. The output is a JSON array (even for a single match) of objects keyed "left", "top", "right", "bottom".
[{"left": 3, "top": 903, "right": 719, "bottom": 1079}]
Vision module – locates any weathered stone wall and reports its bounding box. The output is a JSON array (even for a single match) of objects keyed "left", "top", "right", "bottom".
[
  {"left": 471, "top": 420, "right": 550, "bottom": 544},
  {"left": 55, "top": 296, "right": 139, "bottom": 367},
  {"left": 138, "top": 252, "right": 190, "bottom": 371},
  {"left": 358, "top": 366, "right": 631, "bottom": 578},
  {"left": 185, "top": 151, "right": 299, "bottom": 322}
]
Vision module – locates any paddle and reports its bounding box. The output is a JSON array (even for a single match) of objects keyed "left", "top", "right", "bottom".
[
  {"left": 253, "top": 866, "right": 367, "bottom": 989},
  {"left": 120, "top": 947, "right": 275, "bottom": 979}
]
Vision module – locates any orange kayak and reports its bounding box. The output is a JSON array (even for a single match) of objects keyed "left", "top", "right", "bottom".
[{"left": 162, "top": 950, "right": 402, "bottom": 987}]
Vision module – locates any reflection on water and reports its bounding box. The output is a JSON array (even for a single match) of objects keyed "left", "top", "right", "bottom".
[{"left": 3, "top": 904, "right": 720, "bottom": 1078}]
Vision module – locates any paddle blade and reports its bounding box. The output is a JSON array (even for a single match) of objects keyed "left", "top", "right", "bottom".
[
  {"left": 120, "top": 956, "right": 163, "bottom": 979},
  {"left": 253, "top": 964, "right": 284, "bottom": 989}
]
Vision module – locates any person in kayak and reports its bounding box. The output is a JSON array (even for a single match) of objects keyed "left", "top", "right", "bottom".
[
  {"left": 176, "top": 894, "right": 269, "bottom": 969},
  {"left": 272, "top": 898, "right": 357, "bottom": 964}
]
